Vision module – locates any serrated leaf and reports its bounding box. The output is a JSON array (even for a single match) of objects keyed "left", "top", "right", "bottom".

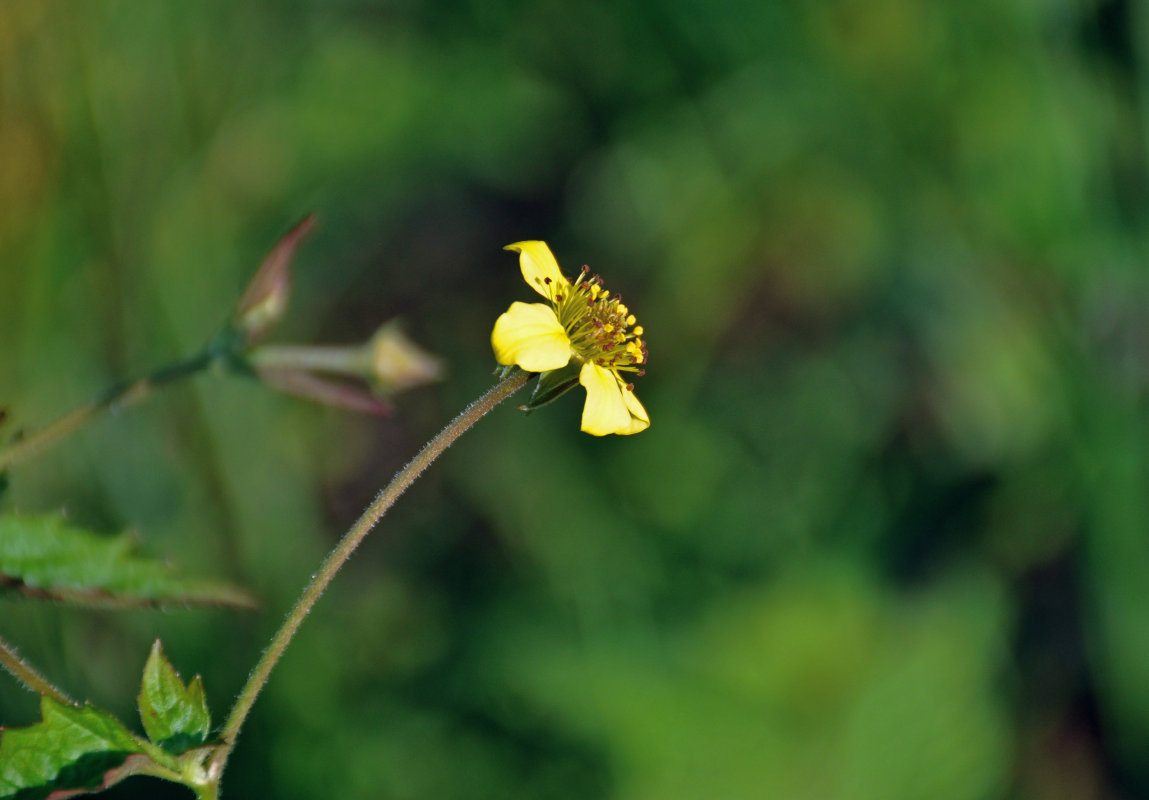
[
  {"left": 0, "top": 696, "right": 159, "bottom": 799},
  {"left": 0, "top": 514, "right": 255, "bottom": 609},
  {"left": 138, "top": 641, "right": 211, "bottom": 754}
]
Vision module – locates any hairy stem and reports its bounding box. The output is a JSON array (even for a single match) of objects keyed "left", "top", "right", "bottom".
[
  {"left": 0, "top": 633, "right": 75, "bottom": 705},
  {"left": 206, "top": 368, "right": 531, "bottom": 784},
  {"left": 0, "top": 350, "right": 215, "bottom": 473}
]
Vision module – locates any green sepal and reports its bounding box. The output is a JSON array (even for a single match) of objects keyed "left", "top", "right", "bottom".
[
  {"left": 522, "top": 361, "right": 582, "bottom": 411},
  {"left": 138, "top": 640, "right": 212, "bottom": 754}
]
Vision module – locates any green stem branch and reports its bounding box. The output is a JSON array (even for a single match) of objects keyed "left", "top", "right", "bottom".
[
  {"left": 247, "top": 344, "right": 367, "bottom": 376},
  {"left": 0, "top": 350, "right": 216, "bottom": 473},
  {"left": 206, "top": 368, "right": 530, "bottom": 784},
  {"left": 0, "top": 633, "right": 75, "bottom": 706}
]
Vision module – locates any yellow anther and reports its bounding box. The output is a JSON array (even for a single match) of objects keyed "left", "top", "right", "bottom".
[
  {"left": 604, "top": 323, "right": 614, "bottom": 333},
  {"left": 633, "top": 326, "right": 644, "bottom": 336},
  {"left": 618, "top": 304, "right": 628, "bottom": 316},
  {"left": 626, "top": 315, "right": 636, "bottom": 326},
  {"left": 590, "top": 285, "right": 600, "bottom": 298}
]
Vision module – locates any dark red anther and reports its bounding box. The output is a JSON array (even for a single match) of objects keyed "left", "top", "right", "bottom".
[
  {"left": 555, "top": 294, "right": 563, "bottom": 302},
  {"left": 626, "top": 383, "right": 635, "bottom": 391},
  {"left": 544, "top": 277, "right": 552, "bottom": 284},
  {"left": 637, "top": 369, "right": 646, "bottom": 377},
  {"left": 581, "top": 264, "right": 590, "bottom": 273}
]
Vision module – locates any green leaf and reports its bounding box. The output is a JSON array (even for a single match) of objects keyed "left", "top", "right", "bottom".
[
  {"left": 0, "top": 696, "right": 159, "bottom": 799},
  {"left": 0, "top": 514, "right": 255, "bottom": 609},
  {"left": 138, "top": 641, "right": 211, "bottom": 754}
]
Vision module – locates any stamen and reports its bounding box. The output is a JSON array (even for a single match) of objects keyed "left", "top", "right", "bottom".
[{"left": 549, "top": 260, "right": 647, "bottom": 387}]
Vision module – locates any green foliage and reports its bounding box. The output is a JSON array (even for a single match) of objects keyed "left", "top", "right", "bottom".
[
  {"left": 138, "top": 641, "right": 211, "bottom": 755},
  {"left": 0, "top": 515, "right": 253, "bottom": 609},
  {"left": 0, "top": 643, "right": 220, "bottom": 799},
  {"left": 0, "top": 697, "right": 153, "bottom": 800}
]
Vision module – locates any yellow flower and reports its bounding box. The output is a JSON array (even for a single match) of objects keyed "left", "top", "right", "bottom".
[{"left": 491, "top": 241, "right": 650, "bottom": 436}]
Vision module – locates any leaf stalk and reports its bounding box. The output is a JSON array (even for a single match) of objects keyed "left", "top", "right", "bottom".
[{"left": 0, "top": 633, "right": 74, "bottom": 706}]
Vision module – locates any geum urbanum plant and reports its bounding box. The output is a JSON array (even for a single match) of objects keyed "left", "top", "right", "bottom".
[{"left": 0, "top": 233, "right": 649, "bottom": 799}]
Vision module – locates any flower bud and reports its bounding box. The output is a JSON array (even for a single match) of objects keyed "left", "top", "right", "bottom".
[
  {"left": 366, "top": 321, "right": 444, "bottom": 395},
  {"left": 233, "top": 215, "right": 316, "bottom": 344}
]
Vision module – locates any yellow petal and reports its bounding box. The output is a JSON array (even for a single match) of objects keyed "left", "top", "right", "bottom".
[
  {"left": 491, "top": 302, "right": 572, "bottom": 372},
  {"left": 578, "top": 362, "right": 638, "bottom": 436},
  {"left": 505, "top": 241, "right": 566, "bottom": 301},
  {"left": 617, "top": 380, "right": 650, "bottom": 435}
]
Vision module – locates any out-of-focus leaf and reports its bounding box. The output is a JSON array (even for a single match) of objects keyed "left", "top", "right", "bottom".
[
  {"left": 138, "top": 641, "right": 211, "bottom": 755},
  {"left": 0, "top": 514, "right": 255, "bottom": 609},
  {"left": 0, "top": 696, "right": 160, "bottom": 800}
]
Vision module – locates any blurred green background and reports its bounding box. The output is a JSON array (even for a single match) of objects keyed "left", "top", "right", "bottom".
[{"left": 2, "top": 1, "right": 1148, "bottom": 798}]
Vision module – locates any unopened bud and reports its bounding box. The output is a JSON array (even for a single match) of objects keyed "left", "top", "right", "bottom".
[
  {"left": 367, "top": 321, "right": 444, "bottom": 395},
  {"left": 233, "top": 215, "right": 317, "bottom": 343},
  {"left": 245, "top": 320, "right": 443, "bottom": 412}
]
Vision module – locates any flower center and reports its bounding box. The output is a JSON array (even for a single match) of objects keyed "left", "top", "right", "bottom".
[{"left": 552, "top": 266, "right": 648, "bottom": 378}]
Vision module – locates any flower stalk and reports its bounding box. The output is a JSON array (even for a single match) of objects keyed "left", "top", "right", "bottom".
[{"left": 205, "top": 367, "right": 531, "bottom": 787}]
